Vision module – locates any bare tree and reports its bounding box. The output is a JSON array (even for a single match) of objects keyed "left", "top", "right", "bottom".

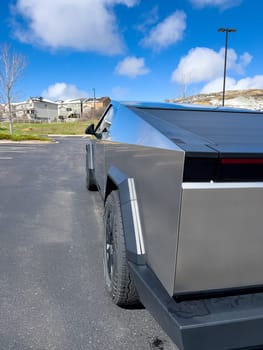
[
  {"left": 179, "top": 74, "right": 189, "bottom": 99},
  {"left": 0, "top": 44, "right": 26, "bottom": 135}
]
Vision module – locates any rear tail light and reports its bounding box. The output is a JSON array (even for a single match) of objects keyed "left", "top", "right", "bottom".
[
  {"left": 217, "top": 158, "right": 263, "bottom": 181},
  {"left": 183, "top": 156, "right": 263, "bottom": 182},
  {"left": 220, "top": 158, "right": 263, "bottom": 165}
]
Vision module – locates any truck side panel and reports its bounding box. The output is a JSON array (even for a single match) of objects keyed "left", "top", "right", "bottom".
[
  {"left": 98, "top": 105, "right": 185, "bottom": 296},
  {"left": 175, "top": 182, "right": 263, "bottom": 295}
]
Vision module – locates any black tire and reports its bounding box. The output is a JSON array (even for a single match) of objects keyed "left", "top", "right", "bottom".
[
  {"left": 103, "top": 191, "right": 139, "bottom": 306},
  {"left": 86, "top": 169, "right": 97, "bottom": 191}
]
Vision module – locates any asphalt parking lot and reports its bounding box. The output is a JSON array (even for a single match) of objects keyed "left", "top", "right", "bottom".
[{"left": 0, "top": 137, "right": 178, "bottom": 350}]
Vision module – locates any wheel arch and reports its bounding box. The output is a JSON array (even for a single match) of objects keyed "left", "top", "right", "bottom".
[{"left": 105, "top": 166, "right": 146, "bottom": 266}]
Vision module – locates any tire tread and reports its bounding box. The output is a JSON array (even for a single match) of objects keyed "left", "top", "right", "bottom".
[{"left": 104, "top": 191, "right": 139, "bottom": 307}]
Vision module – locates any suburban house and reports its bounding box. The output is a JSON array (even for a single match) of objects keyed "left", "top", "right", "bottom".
[
  {"left": 1, "top": 96, "right": 110, "bottom": 121},
  {"left": 85, "top": 97, "right": 110, "bottom": 110},
  {"left": 57, "top": 98, "right": 88, "bottom": 119},
  {"left": 14, "top": 97, "right": 58, "bottom": 121},
  {"left": 58, "top": 97, "right": 110, "bottom": 119}
]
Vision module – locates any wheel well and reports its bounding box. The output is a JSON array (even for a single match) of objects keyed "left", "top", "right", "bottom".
[{"left": 105, "top": 176, "right": 118, "bottom": 203}]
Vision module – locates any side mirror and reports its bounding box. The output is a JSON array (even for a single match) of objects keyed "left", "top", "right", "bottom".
[{"left": 85, "top": 123, "right": 95, "bottom": 135}]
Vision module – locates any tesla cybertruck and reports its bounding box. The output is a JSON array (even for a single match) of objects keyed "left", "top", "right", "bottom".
[{"left": 85, "top": 100, "right": 263, "bottom": 350}]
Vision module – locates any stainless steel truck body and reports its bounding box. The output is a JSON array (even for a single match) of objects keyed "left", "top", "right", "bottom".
[{"left": 85, "top": 101, "right": 263, "bottom": 350}]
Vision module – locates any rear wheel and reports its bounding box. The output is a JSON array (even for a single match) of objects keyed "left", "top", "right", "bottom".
[{"left": 103, "top": 191, "right": 139, "bottom": 306}]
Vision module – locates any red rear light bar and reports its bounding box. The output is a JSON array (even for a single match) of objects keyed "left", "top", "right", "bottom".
[
  {"left": 184, "top": 156, "right": 263, "bottom": 182},
  {"left": 221, "top": 158, "right": 263, "bottom": 165}
]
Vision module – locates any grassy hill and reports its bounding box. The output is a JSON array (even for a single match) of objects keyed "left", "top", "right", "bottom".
[
  {"left": 0, "top": 120, "right": 95, "bottom": 141},
  {"left": 167, "top": 89, "right": 263, "bottom": 111}
]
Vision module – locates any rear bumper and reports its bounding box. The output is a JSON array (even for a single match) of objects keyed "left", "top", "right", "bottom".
[{"left": 129, "top": 261, "right": 263, "bottom": 350}]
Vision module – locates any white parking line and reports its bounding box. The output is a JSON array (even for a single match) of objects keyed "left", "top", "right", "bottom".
[
  {"left": 0, "top": 146, "right": 41, "bottom": 153},
  {"left": 0, "top": 150, "right": 28, "bottom": 153},
  {"left": 0, "top": 157, "right": 13, "bottom": 160}
]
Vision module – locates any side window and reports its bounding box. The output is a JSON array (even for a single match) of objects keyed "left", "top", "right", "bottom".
[{"left": 96, "top": 107, "right": 114, "bottom": 135}]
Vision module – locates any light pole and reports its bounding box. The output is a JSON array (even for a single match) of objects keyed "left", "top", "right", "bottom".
[
  {"left": 92, "top": 88, "right": 96, "bottom": 118},
  {"left": 218, "top": 27, "right": 237, "bottom": 106}
]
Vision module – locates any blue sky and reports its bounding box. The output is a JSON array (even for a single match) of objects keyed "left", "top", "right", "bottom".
[{"left": 0, "top": 0, "right": 262, "bottom": 102}]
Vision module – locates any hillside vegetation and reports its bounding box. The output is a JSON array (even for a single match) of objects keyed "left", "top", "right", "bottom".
[{"left": 167, "top": 89, "right": 263, "bottom": 111}]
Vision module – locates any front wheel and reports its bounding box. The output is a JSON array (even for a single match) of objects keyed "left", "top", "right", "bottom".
[{"left": 103, "top": 191, "right": 139, "bottom": 306}]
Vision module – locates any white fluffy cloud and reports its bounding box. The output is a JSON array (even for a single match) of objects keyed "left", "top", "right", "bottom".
[
  {"left": 171, "top": 47, "right": 252, "bottom": 85},
  {"left": 106, "top": 0, "right": 138, "bottom": 6},
  {"left": 42, "top": 83, "right": 88, "bottom": 101},
  {"left": 189, "top": 0, "right": 242, "bottom": 9},
  {"left": 13, "top": 0, "right": 139, "bottom": 54},
  {"left": 136, "top": 6, "right": 159, "bottom": 32},
  {"left": 234, "top": 52, "right": 253, "bottom": 74},
  {"left": 142, "top": 11, "right": 186, "bottom": 51},
  {"left": 202, "top": 75, "right": 263, "bottom": 93},
  {"left": 115, "top": 56, "right": 150, "bottom": 78},
  {"left": 172, "top": 48, "right": 223, "bottom": 84},
  {"left": 234, "top": 75, "right": 263, "bottom": 90},
  {"left": 201, "top": 77, "right": 235, "bottom": 93}
]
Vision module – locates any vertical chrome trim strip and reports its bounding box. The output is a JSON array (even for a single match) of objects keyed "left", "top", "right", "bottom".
[
  {"left": 128, "top": 178, "right": 145, "bottom": 255},
  {"left": 89, "top": 143, "right": 94, "bottom": 169}
]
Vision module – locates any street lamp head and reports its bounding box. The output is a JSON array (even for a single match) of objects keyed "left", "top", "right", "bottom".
[{"left": 218, "top": 27, "right": 237, "bottom": 33}]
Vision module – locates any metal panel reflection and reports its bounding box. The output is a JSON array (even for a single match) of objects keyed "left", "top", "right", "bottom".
[{"left": 175, "top": 183, "right": 263, "bottom": 295}]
